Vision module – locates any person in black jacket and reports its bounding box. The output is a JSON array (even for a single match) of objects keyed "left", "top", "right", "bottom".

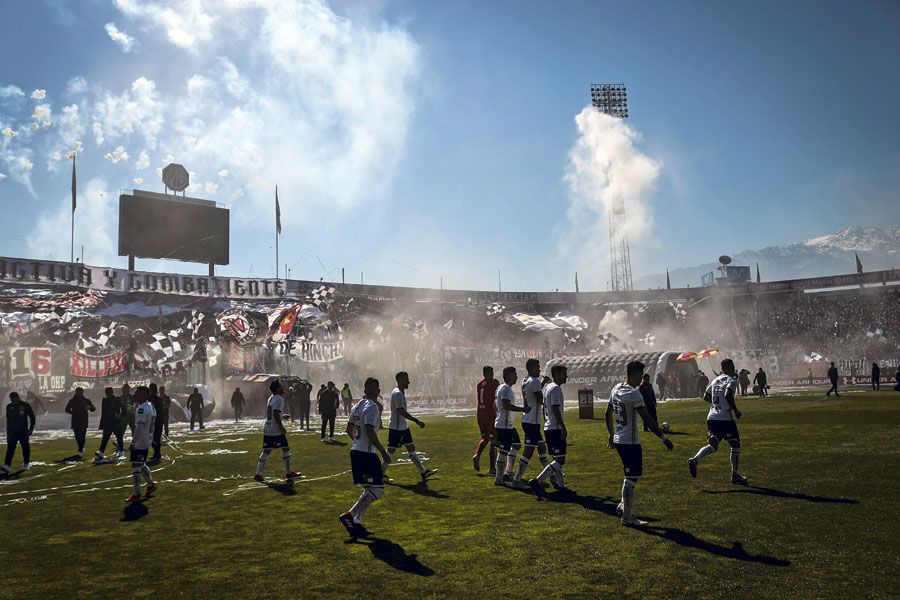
[
  {"left": 826, "top": 362, "right": 840, "bottom": 397},
  {"left": 871, "top": 362, "right": 880, "bottom": 391},
  {"left": 753, "top": 368, "right": 768, "bottom": 397},
  {"left": 231, "top": 387, "right": 245, "bottom": 422},
  {"left": 187, "top": 388, "right": 205, "bottom": 430},
  {"left": 95, "top": 387, "right": 125, "bottom": 460},
  {"left": 297, "top": 380, "right": 313, "bottom": 430},
  {"left": 65, "top": 387, "right": 96, "bottom": 458},
  {"left": 158, "top": 386, "right": 172, "bottom": 440},
  {"left": 149, "top": 383, "right": 165, "bottom": 461},
  {"left": 319, "top": 382, "right": 340, "bottom": 442},
  {"left": 2, "top": 392, "right": 35, "bottom": 473}
]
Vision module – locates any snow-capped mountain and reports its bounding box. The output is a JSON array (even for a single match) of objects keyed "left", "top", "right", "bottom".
[{"left": 635, "top": 226, "right": 900, "bottom": 289}]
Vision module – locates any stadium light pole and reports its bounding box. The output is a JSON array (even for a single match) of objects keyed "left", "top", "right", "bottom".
[{"left": 590, "top": 83, "right": 632, "bottom": 292}]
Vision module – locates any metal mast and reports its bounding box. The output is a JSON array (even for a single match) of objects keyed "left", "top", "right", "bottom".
[{"left": 591, "top": 83, "right": 632, "bottom": 291}]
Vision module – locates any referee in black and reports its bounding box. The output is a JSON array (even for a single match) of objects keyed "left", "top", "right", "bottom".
[{"left": 2, "top": 392, "right": 35, "bottom": 473}]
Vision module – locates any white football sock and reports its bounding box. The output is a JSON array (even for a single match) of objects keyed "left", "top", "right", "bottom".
[
  {"left": 495, "top": 452, "right": 507, "bottom": 483},
  {"left": 514, "top": 455, "right": 530, "bottom": 481},
  {"left": 256, "top": 450, "right": 270, "bottom": 476},
  {"left": 349, "top": 489, "right": 375, "bottom": 522},
  {"left": 693, "top": 445, "right": 715, "bottom": 462},
  {"left": 131, "top": 467, "right": 142, "bottom": 496},
  {"left": 408, "top": 451, "right": 426, "bottom": 474},
  {"left": 730, "top": 448, "right": 740, "bottom": 475},
  {"left": 506, "top": 448, "right": 519, "bottom": 475},
  {"left": 535, "top": 460, "right": 555, "bottom": 482},
  {"left": 622, "top": 478, "right": 637, "bottom": 519},
  {"left": 141, "top": 464, "right": 153, "bottom": 484},
  {"left": 282, "top": 449, "right": 292, "bottom": 473}
]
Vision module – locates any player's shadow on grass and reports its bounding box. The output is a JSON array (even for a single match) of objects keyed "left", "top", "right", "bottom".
[
  {"left": 56, "top": 455, "right": 81, "bottom": 463},
  {"left": 326, "top": 440, "right": 349, "bottom": 447},
  {"left": 635, "top": 525, "right": 790, "bottom": 567},
  {"left": 702, "top": 485, "right": 858, "bottom": 504},
  {"left": 386, "top": 480, "right": 450, "bottom": 499},
  {"left": 0, "top": 469, "right": 26, "bottom": 480},
  {"left": 266, "top": 481, "right": 298, "bottom": 496},
  {"left": 542, "top": 490, "right": 659, "bottom": 523},
  {"left": 121, "top": 502, "right": 149, "bottom": 521},
  {"left": 346, "top": 537, "right": 434, "bottom": 576}
]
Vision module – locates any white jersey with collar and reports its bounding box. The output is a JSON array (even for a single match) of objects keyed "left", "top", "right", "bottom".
[
  {"left": 389, "top": 387, "right": 408, "bottom": 430},
  {"left": 520, "top": 376, "right": 543, "bottom": 426},
  {"left": 132, "top": 401, "right": 156, "bottom": 450},
  {"left": 494, "top": 383, "right": 516, "bottom": 429},
  {"left": 350, "top": 398, "right": 383, "bottom": 453},
  {"left": 543, "top": 382, "right": 564, "bottom": 431},
  {"left": 706, "top": 374, "right": 737, "bottom": 421},
  {"left": 609, "top": 382, "right": 644, "bottom": 445}
]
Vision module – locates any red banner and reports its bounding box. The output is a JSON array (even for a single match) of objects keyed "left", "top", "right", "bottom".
[{"left": 70, "top": 350, "right": 129, "bottom": 378}]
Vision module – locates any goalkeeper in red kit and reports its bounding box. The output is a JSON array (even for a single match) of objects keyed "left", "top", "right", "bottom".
[{"left": 473, "top": 366, "right": 499, "bottom": 474}]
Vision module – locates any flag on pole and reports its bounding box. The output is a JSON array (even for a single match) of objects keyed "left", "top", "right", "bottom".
[
  {"left": 855, "top": 252, "right": 863, "bottom": 274},
  {"left": 756, "top": 262, "right": 761, "bottom": 284},
  {"left": 71, "top": 156, "right": 77, "bottom": 212},
  {"left": 275, "top": 186, "right": 281, "bottom": 235}
]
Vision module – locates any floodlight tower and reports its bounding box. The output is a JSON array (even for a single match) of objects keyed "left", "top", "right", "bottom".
[{"left": 590, "top": 83, "right": 632, "bottom": 292}]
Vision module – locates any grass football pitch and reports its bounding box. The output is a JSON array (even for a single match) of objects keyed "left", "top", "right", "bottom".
[{"left": 1, "top": 390, "right": 897, "bottom": 599}]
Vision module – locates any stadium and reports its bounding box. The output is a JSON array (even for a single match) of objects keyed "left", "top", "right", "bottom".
[{"left": 1, "top": 3, "right": 899, "bottom": 600}]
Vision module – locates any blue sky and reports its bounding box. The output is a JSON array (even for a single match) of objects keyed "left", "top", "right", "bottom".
[{"left": 0, "top": 0, "right": 898, "bottom": 291}]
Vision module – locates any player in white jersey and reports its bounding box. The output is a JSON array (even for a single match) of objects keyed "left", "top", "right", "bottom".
[
  {"left": 125, "top": 386, "right": 158, "bottom": 503},
  {"left": 382, "top": 372, "right": 436, "bottom": 481},
  {"left": 687, "top": 358, "right": 748, "bottom": 485},
  {"left": 605, "top": 361, "right": 673, "bottom": 525},
  {"left": 494, "top": 366, "right": 531, "bottom": 486},
  {"left": 512, "top": 358, "right": 553, "bottom": 487},
  {"left": 254, "top": 380, "right": 302, "bottom": 482},
  {"left": 529, "top": 365, "right": 569, "bottom": 495},
  {"left": 340, "top": 378, "right": 391, "bottom": 538}
]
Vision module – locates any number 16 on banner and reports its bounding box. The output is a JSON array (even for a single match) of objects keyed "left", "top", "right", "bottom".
[{"left": 9, "top": 347, "right": 52, "bottom": 379}]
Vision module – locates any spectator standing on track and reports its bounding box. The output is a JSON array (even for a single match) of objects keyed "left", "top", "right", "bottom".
[
  {"left": 826, "top": 362, "right": 840, "bottom": 397},
  {"left": 341, "top": 383, "right": 353, "bottom": 416},
  {"left": 95, "top": 387, "right": 125, "bottom": 460},
  {"left": 738, "top": 369, "right": 751, "bottom": 396},
  {"left": 121, "top": 384, "right": 135, "bottom": 435},
  {"left": 871, "top": 362, "right": 880, "bottom": 391},
  {"left": 753, "top": 368, "right": 768, "bottom": 397},
  {"left": 697, "top": 372, "right": 710, "bottom": 399},
  {"left": 807, "top": 367, "right": 814, "bottom": 386},
  {"left": 65, "top": 387, "right": 96, "bottom": 459},
  {"left": 231, "top": 387, "right": 245, "bottom": 422},
  {"left": 285, "top": 384, "right": 299, "bottom": 422},
  {"left": 149, "top": 384, "right": 165, "bottom": 462},
  {"left": 655, "top": 371, "right": 668, "bottom": 400},
  {"left": 158, "top": 386, "right": 172, "bottom": 441},
  {"left": 187, "top": 388, "right": 205, "bottom": 430},
  {"left": 2, "top": 392, "right": 35, "bottom": 473},
  {"left": 894, "top": 368, "right": 900, "bottom": 392},
  {"left": 639, "top": 373, "right": 658, "bottom": 432},
  {"left": 297, "top": 380, "right": 312, "bottom": 430},
  {"left": 319, "top": 381, "right": 340, "bottom": 442}
]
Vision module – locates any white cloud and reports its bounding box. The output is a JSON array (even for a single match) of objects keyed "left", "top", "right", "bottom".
[
  {"left": 32, "top": 104, "right": 52, "bottom": 123},
  {"left": 30, "top": 89, "right": 46, "bottom": 100},
  {"left": 91, "top": 76, "right": 164, "bottom": 148},
  {"left": 104, "top": 22, "right": 138, "bottom": 52},
  {"left": 67, "top": 77, "right": 88, "bottom": 96},
  {"left": 91, "top": 122, "right": 104, "bottom": 146},
  {"left": 1, "top": 127, "right": 16, "bottom": 138},
  {"left": 30, "top": 178, "right": 117, "bottom": 263},
  {"left": 114, "top": 0, "right": 216, "bottom": 51},
  {"left": 562, "top": 108, "right": 661, "bottom": 289},
  {"left": 0, "top": 85, "right": 24, "bottom": 98},
  {"left": 135, "top": 149, "right": 150, "bottom": 169},
  {"left": 204, "top": 181, "right": 218, "bottom": 193},
  {"left": 18, "top": 157, "right": 33, "bottom": 171},
  {"left": 104, "top": 145, "right": 129, "bottom": 163},
  {"left": 163, "top": 153, "right": 175, "bottom": 163},
  {"left": 217, "top": 168, "right": 229, "bottom": 178},
  {"left": 0, "top": 172, "right": 6, "bottom": 181},
  {"left": 134, "top": 177, "right": 143, "bottom": 184},
  {"left": 31, "top": 123, "right": 40, "bottom": 130}
]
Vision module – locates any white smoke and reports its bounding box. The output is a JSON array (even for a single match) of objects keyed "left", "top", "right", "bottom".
[{"left": 563, "top": 108, "right": 661, "bottom": 290}]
